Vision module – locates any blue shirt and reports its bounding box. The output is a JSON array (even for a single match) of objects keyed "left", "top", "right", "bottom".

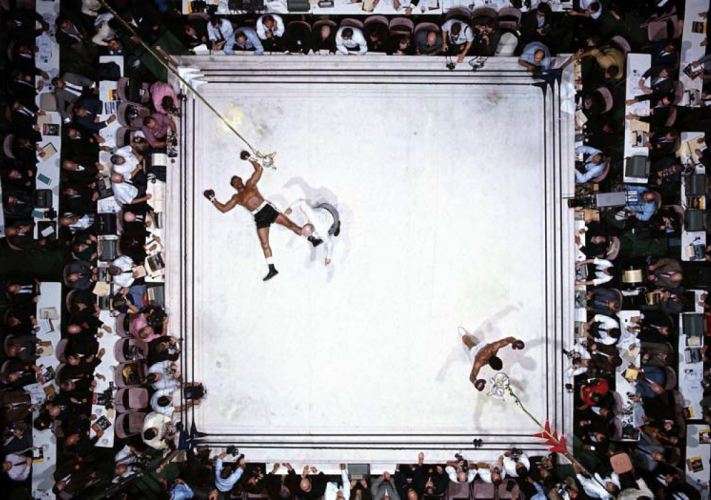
[
  {"left": 575, "top": 145, "right": 605, "bottom": 183},
  {"left": 624, "top": 185, "right": 657, "bottom": 221},
  {"left": 519, "top": 42, "right": 551, "bottom": 70},
  {"left": 215, "top": 459, "right": 244, "bottom": 492},
  {"left": 233, "top": 27, "right": 264, "bottom": 55},
  {"left": 170, "top": 482, "right": 194, "bottom": 500}
]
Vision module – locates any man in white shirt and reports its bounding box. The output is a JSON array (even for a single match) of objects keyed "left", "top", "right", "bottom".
[
  {"left": 585, "top": 314, "right": 620, "bottom": 345},
  {"left": 142, "top": 411, "right": 173, "bottom": 450},
  {"left": 444, "top": 458, "right": 476, "bottom": 484},
  {"left": 336, "top": 27, "right": 368, "bottom": 55},
  {"left": 110, "top": 172, "right": 152, "bottom": 205},
  {"left": 256, "top": 14, "right": 285, "bottom": 51},
  {"left": 215, "top": 452, "right": 246, "bottom": 493},
  {"left": 111, "top": 145, "right": 143, "bottom": 178},
  {"left": 325, "top": 464, "right": 351, "bottom": 500},
  {"left": 286, "top": 199, "right": 341, "bottom": 265},
  {"left": 571, "top": 0, "right": 602, "bottom": 20},
  {"left": 147, "top": 361, "right": 181, "bottom": 390},
  {"left": 441, "top": 19, "right": 474, "bottom": 64},
  {"left": 151, "top": 387, "right": 199, "bottom": 417},
  {"left": 575, "top": 258, "right": 615, "bottom": 286},
  {"left": 109, "top": 255, "right": 137, "bottom": 288},
  {"left": 2, "top": 453, "right": 31, "bottom": 481},
  {"left": 208, "top": 17, "right": 235, "bottom": 55},
  {"left": 576, "top": 471, "right": 613, "bottom": 499}
]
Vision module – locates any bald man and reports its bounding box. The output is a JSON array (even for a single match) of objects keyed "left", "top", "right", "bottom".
[
  {"left": 459, "top": 327, "right": 525, "bottom": 391},
  {"left": 205, "top": 151, "right": 312, "bottom": 281},
  {"left": 297, "top": 466, "right": 327, "bottom": 500}
]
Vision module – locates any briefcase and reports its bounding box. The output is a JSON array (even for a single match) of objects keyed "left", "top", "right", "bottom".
[
  {"left": 96, "top": 177, "right": 113, "bottom": 200},
  {"left": 287, "top": 0, "right": 310, "bottom": 11},
  {"left": 686, "top": 173, "right": 707, "bottom": 196},
  {"left": 96, "top": 213, "right": 117, "bottom": 236},
  {"left": 594, "top": 191, "right": 627, "bottom": 208},
  {"left": 684, "top": 209, "right": 706, "bottom": 232},
  {"left": 98, "top": 237, "right": 118, "bottom": 261},
  {"left": 34, "top": 189, "right": 52, "bottom": 209},
  {"left": 610, "top": 452, "right": 633, "bottom": 475}
]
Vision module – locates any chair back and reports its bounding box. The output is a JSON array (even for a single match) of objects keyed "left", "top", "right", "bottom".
[
  {"left": 592, "top": 158, "right": 612, "bottom": 183},
  {"left": 3, "top": 135, "right": 16, "bottom": 160},
  {"left": 596, "top": 87, "right": 614, "bottom": 113},
  {"left": 445, "top": 7, "right": 473, "bottom": 23},
  {"left": 56, "top": 339, "right": 69, "bottom": 363},
  {"left": 672, "top": 80, "right": 684, "bottom": 105},
  {"left": 497, "top": 8, "right": 522, "bottom": 30},
  {"left": 414, "top": 21, "right": 440, "bottom": 35},
  {"left": 471, "top": 7, "right": 498, "bottom": 22},
  {"left": 340, "top": 18, "right": 365, "bottom": 31},
  {"left": 610, "top": 35, "right": 631, "bottom": 55},
  {"left": 389, "top": 17, "right": 414, "bottom": 34},
  {"left": 39, "top": 92, "right": 58, "bottom": 112}
]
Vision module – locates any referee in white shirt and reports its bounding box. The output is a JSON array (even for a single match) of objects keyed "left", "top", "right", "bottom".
[{"left": 286, "top": 199, "right": 341, "bottom": 265}]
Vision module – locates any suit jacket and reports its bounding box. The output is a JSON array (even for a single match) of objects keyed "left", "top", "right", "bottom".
[
  {"left": 6, "top": 334, "right": 37, "bottom": 362},
  {"left": 519, "top": 10, "right": 554, "bottom": 44},
  {"left": 54, "top": 73, "right": 94, "bottom": 120},
  {"left": 650, "top": 258, "right": 683, "bottom": 288},
  {"left": 265, "top": 471, "right": 300, "bottom": 500},
  {"left": 56, "top": 21, "right": 89, "bottom": 49},
  {"left": 9, "top": 77, "right": 37, "bottom": 105}
]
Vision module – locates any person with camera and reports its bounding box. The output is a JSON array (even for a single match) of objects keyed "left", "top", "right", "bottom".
[
  {"left": 324, "top": 464, "right": 351, "bottom": 500},
  {"left": 142, "top": 412, "right": 176, "bottom": 451},
  {"left": 371, "top": 469, "right": 398, "bottom": 500},
  {"left": 147, "top": 360, "right": 182, "bottom": 390},
  {"left": 444, "top": 453, "right": 476, "bottom": 484},
  {"left": 502, "top": 448, "right": 531, "bottom": 479},
  {"left": 458, "top": 327, "right": 525, "bottom": 391},
  {"left": 265, "top": 463, "right": 299, "bottom": 500},
  {"left": 214, "top": 449, "right": 246, "bottom": 495}
]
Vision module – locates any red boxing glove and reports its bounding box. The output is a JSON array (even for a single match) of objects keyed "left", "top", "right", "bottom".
[
  {"left": 240, "top": 151, "right": 251, "bottom": 161},
  {"left": 474, "top": 379, "right": 486, "bottom": 391},
  {"left": 513, "top": 340, "right": 525, "bottom": 350}
]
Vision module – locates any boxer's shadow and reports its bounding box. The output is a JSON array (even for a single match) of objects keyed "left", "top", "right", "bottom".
[
  {"left": 435, "top": 303, "right": 521, "bottom": 383},
  {"left": 506, "top": 337, "right": 547, "bottom": 372}
]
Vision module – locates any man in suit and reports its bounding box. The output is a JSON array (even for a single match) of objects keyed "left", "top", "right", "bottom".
[
  {"left": 9, "top": 70, "right": 39, "bottom": 107},
  {"left": 73, "top": 97, "right": 116, "bottom": 132},
  {"left": 63, "top": 126, "right": 110, "bottom": 159},
  {"left": 51, "top": 73, "right": 94, "bottom": 123},
  {"left": 520, "top": 2, "right": 556, "bottom": 46},
  {"left": 646, "top": 257, "right": 683, "bottom": 289},
  {"left": 650, "top": 40, "right": 678, "bottom": 69},
  {"left": 9, "top": 98, "right": 42, "bottom": 130},
  {"left": 55, "top": 15, "right": 92, "bottom": 54}
]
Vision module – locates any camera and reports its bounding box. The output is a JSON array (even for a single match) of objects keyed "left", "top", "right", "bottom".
[
  {"left": 446, "top": 61, "right": 456, "bottom": 71},
  {"left": 226, "top": 445, "right": 239, "bottom": 457},
  {"left": 147, "top": 307, "right": 167, "bottom": 329},
  {"left": 127, "top": 344, "right": 144, "bottom": 361},
  {"left": 454, "top": 453, "right": 468, "bottom": 472}
]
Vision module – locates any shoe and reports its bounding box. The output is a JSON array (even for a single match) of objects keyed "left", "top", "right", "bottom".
[
  {"left": 334, "top": 221, "right": 341, "bottom": 237},
  {"left": 263, "top": 265, "right": 279, "bottom": 281},
  {"left": 308, "top": 236, "right": 323, "bottom": 248},
  {"left": 458, "top": 326, "right": 470, "bottom": 338}
]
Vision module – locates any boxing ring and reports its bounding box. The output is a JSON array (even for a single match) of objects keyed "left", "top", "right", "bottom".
[{"left": 167, "top": 55, "right": 577, "bottom": 464}]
